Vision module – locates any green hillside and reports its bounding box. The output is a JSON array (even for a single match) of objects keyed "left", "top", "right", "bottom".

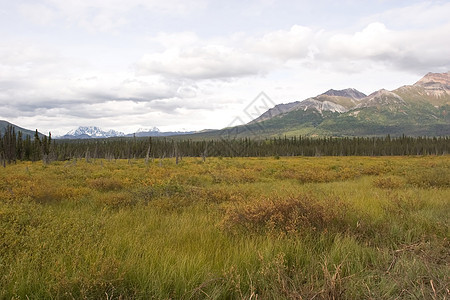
[{"left": 0, "top": 120, "right": 45, "bottom": 139}]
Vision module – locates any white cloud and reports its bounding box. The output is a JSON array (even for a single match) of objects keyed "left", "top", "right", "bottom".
[
  {"left": 136, "top": 45, "right": 271, "bottom": 80},
  {"left": 364, "top": 1, "right": 450, "bottom": 29},
  {"left": 148, "top": 32, "right": 201, "bottom": 49},
  {"left": 247, "top": 25, "right": 315, "bottom": 61},
  {"left": 18, "top": 3, "right": 57, "bottom": 26},
  {"left": 327, "top": 23, "right": 395, "bottom": 59},
  {"left": 321, "top": 22, "right": 450, "bottom": 74},
  {"left": 18, "top": 0, "right": 207, "bottom": 32}
]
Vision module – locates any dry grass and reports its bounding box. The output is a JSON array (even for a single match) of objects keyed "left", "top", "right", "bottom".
[
  {"left": 0, "top": 156, "right": 448, "bottom": 299},
  {"left": 373, "top": 175, "right": 406, "bottom": 189}
]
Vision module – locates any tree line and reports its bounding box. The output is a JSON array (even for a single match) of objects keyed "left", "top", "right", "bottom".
[
  {"left": 0, "top": 126, "right": 51, "bottom": 166},
  {"left": 1, "top": 125, "right": 449, "bottom": 165}
]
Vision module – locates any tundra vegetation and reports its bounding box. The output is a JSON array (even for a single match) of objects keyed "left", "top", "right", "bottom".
[{"left": 0, "top": 155, "right": 448, "bottom": 299}]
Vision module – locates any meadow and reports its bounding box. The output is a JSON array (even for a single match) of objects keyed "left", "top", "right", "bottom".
[{"left": 0, "top": 156, "right": 448, "bottom": 299}]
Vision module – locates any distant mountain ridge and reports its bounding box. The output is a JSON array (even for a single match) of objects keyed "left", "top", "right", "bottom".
[
  {"left": 58, "top": 126, "right": 195, "bottom": 139},
  {"left": 59, "top": 126, "right": 125, "bottom": 139}
]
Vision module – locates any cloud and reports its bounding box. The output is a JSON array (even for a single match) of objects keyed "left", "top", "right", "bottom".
[
  {"left": 327, "top": 23, "right": 394, "bottom": 59},
  {"left": 0, "top": 48, "right": 186, "bottom": 117},
  {"left": 148, "top": 32, "right": 201, "bottom": 49},
  {"left": 363, "top": 1, "right": 450, "bottom": 29},
  {"left": 18, "top": 0, "right": 207, "bottom": 32},
  {"left": 247, "top": 25, "right": 315, "bottom": 61},
  {"left": 18, "top": 3, "right": 57, "bottom": 26},
  {"left": 136, "top": 45, "right": 271, "bottom": 80},
  {"left": 0, "top": 73, "right": 184, "bottom": 109},
  {"left": 320, "top": 22, "right": 450, "bottom": 74}
]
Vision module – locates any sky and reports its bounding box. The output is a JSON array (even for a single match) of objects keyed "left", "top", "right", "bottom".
[{"left": 1, "top": 0, "right": 449, "bottom": 136}]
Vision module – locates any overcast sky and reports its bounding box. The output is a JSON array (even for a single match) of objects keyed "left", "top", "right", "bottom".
[{"left": 1, "top": 0, "right": 449, "bottom": 135}]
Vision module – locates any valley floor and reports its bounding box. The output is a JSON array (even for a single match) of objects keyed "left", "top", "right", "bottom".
[{"left": 0, "top": 156, "right": 449, "bottom": 299}]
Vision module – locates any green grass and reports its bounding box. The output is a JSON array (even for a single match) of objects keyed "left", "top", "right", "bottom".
[{"left": 0, "top": 156, "right": 449, "bottom": 299}]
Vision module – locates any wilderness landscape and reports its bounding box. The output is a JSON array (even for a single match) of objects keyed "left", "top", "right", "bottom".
[{"left": 1, "top": 0, "right": 450, "bottom": 299}]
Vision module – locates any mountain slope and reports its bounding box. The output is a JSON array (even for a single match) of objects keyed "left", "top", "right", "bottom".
[
  {"left": 251, "top": 88, "right": 366, "bottom": 123},
  {"left": 0, "top": 120, "right": 46, "bottom": 138}
]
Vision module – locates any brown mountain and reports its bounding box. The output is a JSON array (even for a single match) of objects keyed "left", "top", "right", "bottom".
[{"left": 414, "top": 72, "right": 450, "bottom": 88}]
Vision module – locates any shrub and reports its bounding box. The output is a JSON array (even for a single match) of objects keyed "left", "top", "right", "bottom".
[
  {"left": 276, "top": 169, "right": 335, "bottom": 183},
  {"left": 220, "top": 195, "right": 336, "bottom": 235},
  {"left": 88, "top": 178, "right": 124, "bottom": 191},
  {"left": 373, "top": 176, "right": 406, "bottom": 189},
  {"left": 406, "top": 168, "right": 450, "bottom": 188},
  {"left": 209, "top": 168, "right": 258, "bottom": 184},
  {"left": 20, "top": 180, "right": 69, "bottom": 204},
  {"left": 96, "top": 191, "right": 136, "bottom": 208}
]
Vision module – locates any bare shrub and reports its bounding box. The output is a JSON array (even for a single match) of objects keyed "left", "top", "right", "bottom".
[
  {"left": 220, "top": 195, "right": 338, "bottom": 235},
  {"left": 318, "top": 259, "right": 346, "bottom": 300}
]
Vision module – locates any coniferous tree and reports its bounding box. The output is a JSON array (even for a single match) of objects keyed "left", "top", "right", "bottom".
[
  {"left": 16, "top": 131, "right": 23, "bottom": 160},
  {"left": 32, "top": 129, "right": 41, "bottom": 161}
]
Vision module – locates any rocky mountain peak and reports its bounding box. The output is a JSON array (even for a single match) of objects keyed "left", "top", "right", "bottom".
[
  {"left": 294, "top": 98, "right": 348, "bottom": 114},
  {"left": 412, "top": 71, "right": 450, "bottom": 98},
  {"left": 356, "top": 89, "right": 406, "bottom": 109},
  {"left": 137, "top": 127, "right": 160, "bottom": 133},
  {"left": 63, "top": 126, "right": 125, "bottom": 139},
  {"left": 321, "top": 88, "right": 366, "bottom": 100},
  {"left": 414, "top": 72, "right": 449, "bottom": 87}
]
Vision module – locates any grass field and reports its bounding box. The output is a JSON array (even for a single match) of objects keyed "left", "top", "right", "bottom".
[{"left": 0, "top": 156, "right": 449, "bottom": 299}]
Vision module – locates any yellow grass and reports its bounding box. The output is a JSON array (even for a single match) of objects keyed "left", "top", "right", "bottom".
[{"left": 0, "top": 156, "right": 448, "bottom": 298}]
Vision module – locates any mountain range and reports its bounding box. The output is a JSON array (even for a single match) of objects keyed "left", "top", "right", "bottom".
[
  {"left": 59, "top": 126, "right": 126, "bottom": 139},
  {"left": 192, "top": 71, "right": 449, "bottom": 138},
  {"left": 2, "top": 71, "right": 449, "bottom": 139},
  {"left": 57, "top": 126, "right": 194, "bottom": 139}
]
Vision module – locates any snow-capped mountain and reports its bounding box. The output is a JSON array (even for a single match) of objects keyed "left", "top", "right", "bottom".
[
  {"left": 58, "top": 126, "right": 194, "bottom": 139},
  {"left": 136, "top": 127, "right": 160, "bottom": 133},
  {"left": 127, "top": 127, "right": 195, "bottom": 137},
  {"left": 60, "top": 126, "right": 125, "bottom": 139}
]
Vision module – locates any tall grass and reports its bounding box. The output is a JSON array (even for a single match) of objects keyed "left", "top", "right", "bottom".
[{"left": 0, "top": 156, "right": 448, "bottom": 298}]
